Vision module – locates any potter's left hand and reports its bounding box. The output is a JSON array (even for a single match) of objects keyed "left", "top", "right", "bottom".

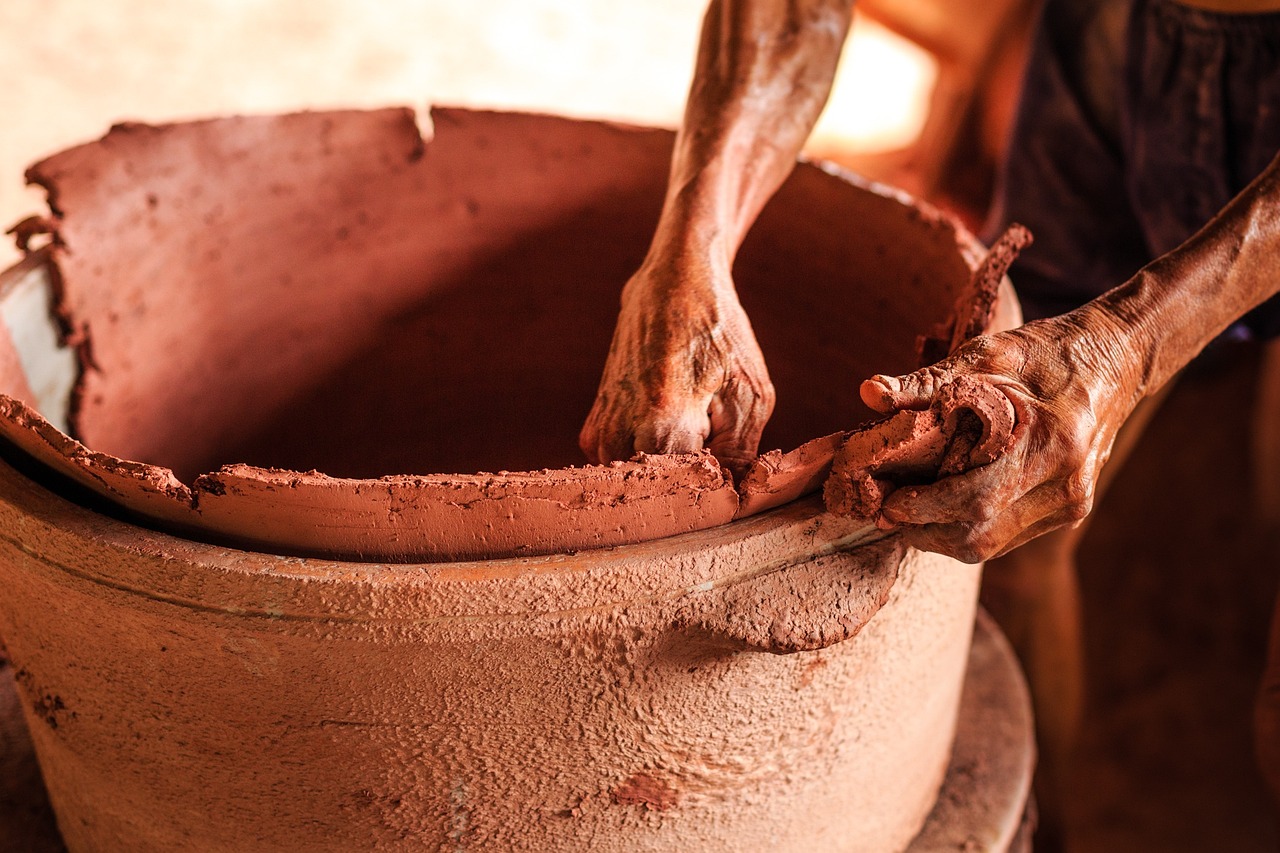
[{"left": 855, "top": 306, "right": 1146, "bottom": 563}]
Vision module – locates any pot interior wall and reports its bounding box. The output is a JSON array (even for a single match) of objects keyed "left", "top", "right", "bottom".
[{"left": 35, "top": 110, "right": 968, "bottom": 482}]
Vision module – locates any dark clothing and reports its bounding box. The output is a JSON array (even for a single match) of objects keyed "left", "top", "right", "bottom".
[{"left": 988, "top": 0, "right": 1280, "bottom": 338}]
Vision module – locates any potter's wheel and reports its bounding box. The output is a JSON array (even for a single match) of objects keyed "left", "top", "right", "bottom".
[
  {"left": 0, "top": 611, "right": 1033, "bottom": 853},
  {"left": 907, "top": 609, "right": 1034, "bottom": 852}
]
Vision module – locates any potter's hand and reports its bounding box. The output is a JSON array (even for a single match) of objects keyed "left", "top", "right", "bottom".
[
  {"left": 842, "top": 149, "right": 1280, "bottom": 560},
  {"left": 582, "top": 0, "right": 852, "bottom": 475},
  {"left": 855, "top": 307, "right": 1145, "bottom": 563},
  {"left": 580, "top": 257, "right": 774, "bottom": 475}
]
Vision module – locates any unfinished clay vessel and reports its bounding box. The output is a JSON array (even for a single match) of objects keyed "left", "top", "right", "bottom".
[{"left": 0, "top": 108, "right": 1018, "bottom": 852}]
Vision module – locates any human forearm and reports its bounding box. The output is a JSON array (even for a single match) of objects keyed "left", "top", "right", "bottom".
[
  {"left": 1094, "top": 150, "right": 1280, "bottom": 399},
  {"left": 648, "top": 0, "right": 854, "bottom": 272},
  {"left": 582, "top": 0, "right": 853, "bottom": 470},
  {"left": 839, "top": 152, "right": 1280, "bottom": 561}
]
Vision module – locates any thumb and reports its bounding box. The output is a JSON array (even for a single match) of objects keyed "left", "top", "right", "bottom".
[{"left": 860, "top": 368, "right": 948, "bottom": 413}]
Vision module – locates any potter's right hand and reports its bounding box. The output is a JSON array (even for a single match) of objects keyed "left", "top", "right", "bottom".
[
  {"left": 580, "top": 255, "right": 775, "bottom": 476},
  {"left": 852, "top": 307, "right": 1146, "bottom": 563}
]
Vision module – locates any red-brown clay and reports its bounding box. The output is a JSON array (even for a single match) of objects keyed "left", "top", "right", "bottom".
[
  {"left": 0, "top": 108, "right": 1017, "bottom": 851},
  {"left": 0, "top": 457, "right": 979, "bottom": 852},
  {"left": 917, "top": 224, "right": 1033, "bottom": 364},
  {"left": 947, "top": 224, "right": 1033, "bottom": 353},
  {"left": 3, "top": 216, "right": 59, "bottom": 255},
  {"left": 824, "top": 228, "right": 1030, "bottom": 520},
  {"left": 611, "top": 773, "right": 681, "bottom": 812},
  {"left": 823, "top": 378, "right": 1018, "bottom": 519},
  {"left": 0, "top": 602, "right": 1038, "bottom": 851}
]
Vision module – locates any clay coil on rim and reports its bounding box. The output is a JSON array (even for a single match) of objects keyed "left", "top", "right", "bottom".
[{"left": 0, "top": 107, "right": 1012, "bottom": 562}]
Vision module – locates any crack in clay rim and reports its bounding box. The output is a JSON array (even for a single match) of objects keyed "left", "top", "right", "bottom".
[{"left": 0, "top": 107, "right": 992, "bottom": 565}]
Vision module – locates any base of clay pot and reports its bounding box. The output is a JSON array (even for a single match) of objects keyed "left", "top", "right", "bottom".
[
  {"left": 906, "top": 608, "right": 1034, "bottom": 853},
  {"left": 0, "top": 610, "right": 1031, "bottom": 853}
]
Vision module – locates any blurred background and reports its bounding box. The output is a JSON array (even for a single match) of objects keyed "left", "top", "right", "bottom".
[{"left": 0, "top": 0, "right": 1037, "bottom": 268}]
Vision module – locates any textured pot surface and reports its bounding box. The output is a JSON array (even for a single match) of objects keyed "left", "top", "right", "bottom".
[
  {"left": 0, "top": 108, "right": 1018, "bottom": 851},
  {"left": 0, "top": 461, "right": 979, "bottom": 852}
]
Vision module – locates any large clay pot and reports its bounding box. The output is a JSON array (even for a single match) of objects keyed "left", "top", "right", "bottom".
[{"left": 0, "top": 109, "right": 1016, "bottom": 852}]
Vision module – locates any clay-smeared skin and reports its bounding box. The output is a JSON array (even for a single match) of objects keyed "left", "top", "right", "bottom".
[
  {"left": 588, "top": 0, "right": 1280, "bottom": 563},
  {"left": 581, "top": 258, "right": 773, "bottom": 476},
  {"left": 824, "top": 376, "right": 1017, "bottom": 521},
  {"left": 580, "top": 0, "right": 853, "bottom": 476},
  {"left": 857, "top": 316, "right": 1131, "bottom": 562},
  {"left": 862, "top": 153, "right": 1280, "bottom": 561},
  {"left": 824, "top": 226, "right": 1029, "bottom": 521}
]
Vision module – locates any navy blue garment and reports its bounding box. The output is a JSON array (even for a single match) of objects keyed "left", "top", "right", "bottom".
[{"left": 986, "top": 0, "right": 1280, "bottom": 338}]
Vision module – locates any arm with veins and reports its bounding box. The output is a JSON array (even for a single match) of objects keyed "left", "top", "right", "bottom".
[
  {"left": 857, "top": 152, "right": 1280, "bottom": 561},
  {"left": 580, "top": 0, "right": 854, "bottom": 476}
]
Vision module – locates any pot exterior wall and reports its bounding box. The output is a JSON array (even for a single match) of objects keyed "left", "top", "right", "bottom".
[{"left": 0, "top": 460, "right": 978, "bottom": 852}]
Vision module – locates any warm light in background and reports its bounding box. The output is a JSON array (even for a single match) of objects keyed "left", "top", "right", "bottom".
[
  {"left": 817, "top": 19, "right": 937, "bottom": 152},
  {"left": 0, "top": 1, "right": 936, "bottom": 267}
]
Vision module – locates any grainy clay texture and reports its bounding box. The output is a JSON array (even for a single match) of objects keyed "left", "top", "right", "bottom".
[
  {"left": 823, "top": 375, "right": 1018, "bottom": 519},
  {"left": 824, "top": 225, "right": 1029, "bottom": 520},
  {"left": 0, "top": 606, "right": 1037, "bottom": 852},
  {"left": 0, "top": 463, "right": 978, "bottom": 852},
  {"left": 0, "top": 109, "right": 1016, "bottom": 851}
]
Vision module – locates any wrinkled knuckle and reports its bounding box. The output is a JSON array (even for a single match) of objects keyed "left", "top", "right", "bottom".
[
  {"left": 757, "top": 377, "right": 777, "bottom": 410},
  {"left": 915, "top": 526, "right": 985, "bottom": 564},
  {"left": 967, "top": 335, "right": 997, "bottom": 360},
  {"left": 1065, "top": 497, "right": 1093, "bottom": 524},
  {"left": 720, "top": 371, "right": 775, "bottom": 427},
  {"left": 751, "top": 388, "right": 777, "bottom": 424},
  {"left": 963, "top": 530, "right": 1004, "bottom": 564},
  {"left": 905, "top": 368, "right": 943, "bottom": 398},
  {"left": 924, "top": 365, "right": 950, "bottom": 386},
  {"left": 951, "top": 537, "right": 989, "bottom": 565},
  {"left": 969, "top": 500, "right": 1000, "bottom": 525},
  {"left": 1061, "top": 475, "right": 1095, "bottom": 522},
  {"left": 735, "top": 372, "right": 775, "bottom": 410},
  {"left": 1063, "top": 415, "right": 1100, "bottom": 463},
  {"left": 1064, "top": 495, "right": 1093, "bottom": 524}
]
